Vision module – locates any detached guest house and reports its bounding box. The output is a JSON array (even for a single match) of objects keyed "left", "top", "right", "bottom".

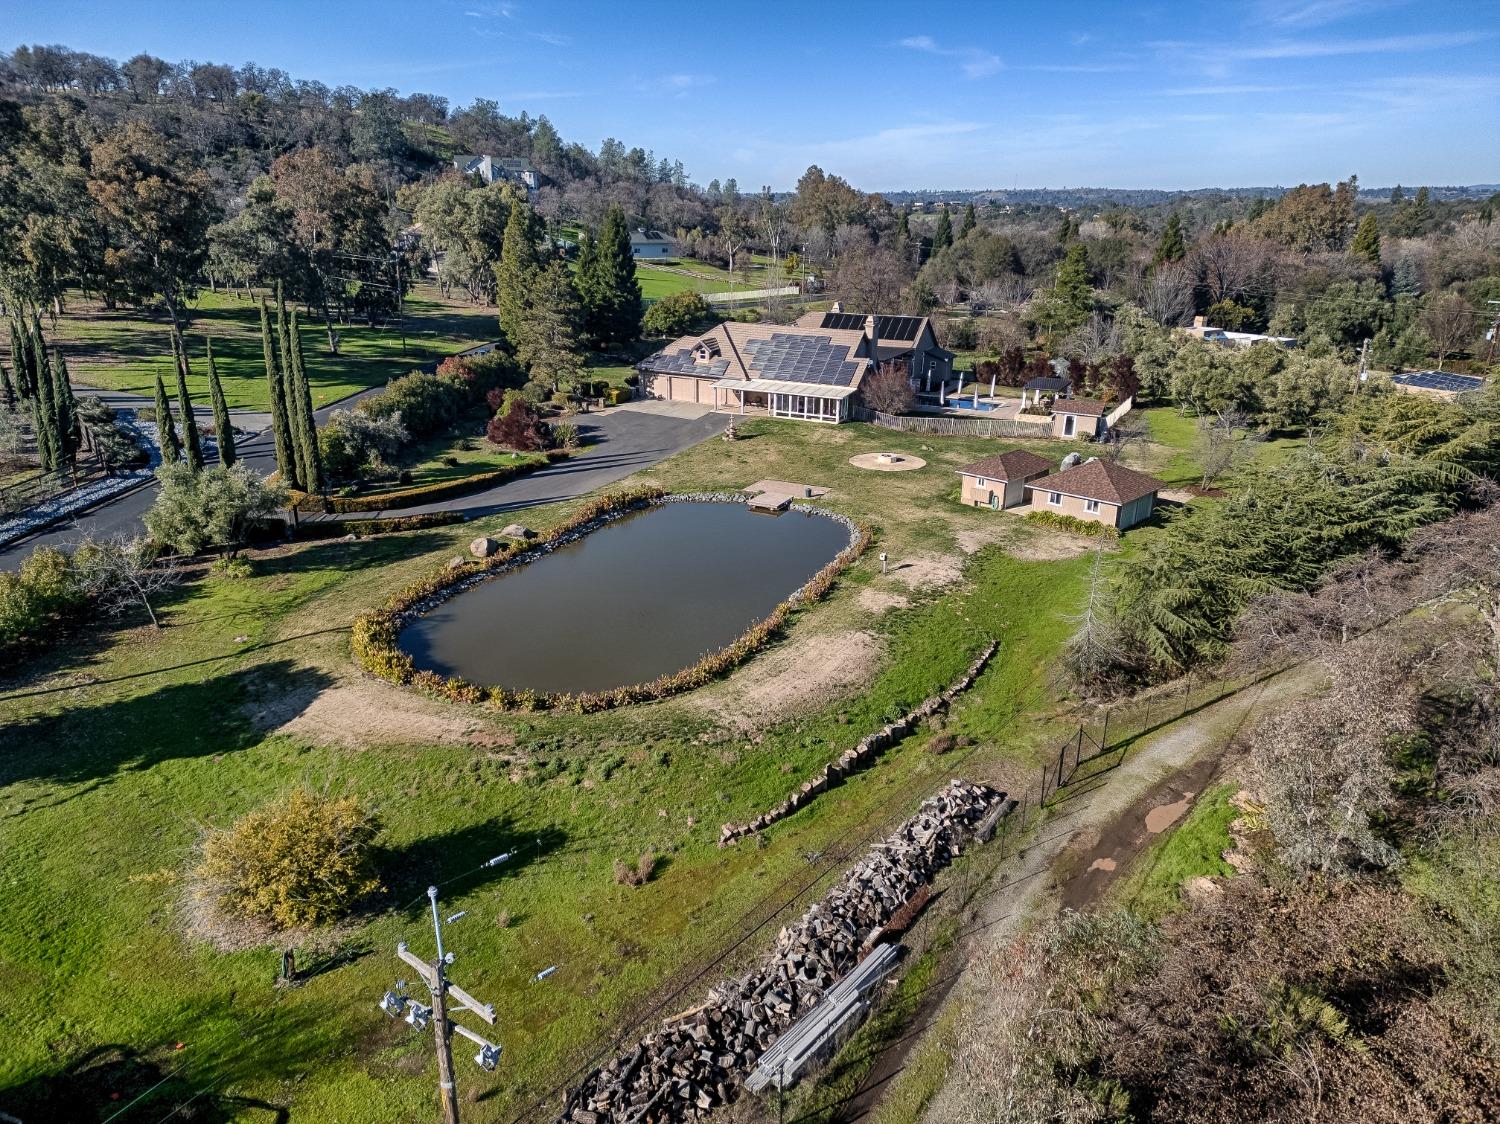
[
  {"left": 1028, "top": 458, "right": 1164, "bottom": 530},
  {"left": 957, "top": 450, "right": 1053, "bottom": 509}
]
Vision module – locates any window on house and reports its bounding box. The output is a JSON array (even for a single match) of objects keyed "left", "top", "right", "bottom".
[
  {"left": 976, "top": 477, "right": 987, "bottom": 487},
  {"left": 1049, "top": 492, "right": 1062, "bottom": 506},
  {"left": 1085, "top": 499, "right": 1100, "bottom": 513}
]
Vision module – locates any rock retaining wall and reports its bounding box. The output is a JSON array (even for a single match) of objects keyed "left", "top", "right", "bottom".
[
  {"left": 718, "top": 641, "right": 999, "bottom": 847},
  {"left": 558, "top": 780, "right": 1003, "bottom": 1124}
]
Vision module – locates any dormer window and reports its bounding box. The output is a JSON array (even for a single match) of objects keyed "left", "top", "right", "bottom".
[{"left": 692, "top": 337, "right": 722, "bottom": 363}]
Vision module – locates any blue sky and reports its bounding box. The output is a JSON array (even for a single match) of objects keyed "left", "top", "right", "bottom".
[{"left": 7, "top": 0, "right": 1498, "bottom": 191}]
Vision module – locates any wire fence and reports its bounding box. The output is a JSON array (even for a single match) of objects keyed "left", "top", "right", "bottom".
[{"left": 0, "top": 463, "right": 111, "bottom": 517}]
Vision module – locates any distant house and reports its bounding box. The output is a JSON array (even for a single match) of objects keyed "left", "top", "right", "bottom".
[
  {"left": 630, "top": 230, "right": 678, "bottom": 259},
  {"left": 636, "top": 309, "right": 957, "bottom": 423},
  {"left": 956, "top": 450, "right": 1053, "bottom": 510},
  {"left": 1390, "top": 370, "right": 1486, "bottom": 400},
  {"left": 1181, "top": 315, "right": 1295, "bottom": 349},
  {"left": 1051, "top": 398, "right": 1110, "bottom": 440},
  {"left": 1029, "top": 458, "right": 1164, "bottom": 530},
  {"left": 454, "top": 155, "right": 540, "bottom": 197}
]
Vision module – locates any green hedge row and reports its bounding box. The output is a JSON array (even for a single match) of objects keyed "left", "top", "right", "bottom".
[
  {"left": 1024, "top": 509, "right": 1121, "bottom": 539},
  {"left": 291, "top": 451, "right": 565, "bottom": 513},
  {"left": 351, "top": 491, "right": 872, "bottom": 713},
  {"left": 288, "top": 511, "right": 467, "bottom": 540}
]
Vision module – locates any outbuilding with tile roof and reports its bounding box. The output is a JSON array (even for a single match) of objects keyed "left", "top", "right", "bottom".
[
  {"left": 1028, "top": 458, "right": 1165, "bottom": 530},
  {"left": 956, "top": 449, "right": 1053, "bottom": 509}
]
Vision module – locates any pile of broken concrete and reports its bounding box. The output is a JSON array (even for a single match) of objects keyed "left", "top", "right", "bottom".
[{"left": 558, "top": 779, "right": 1002, "bottom": 1123}]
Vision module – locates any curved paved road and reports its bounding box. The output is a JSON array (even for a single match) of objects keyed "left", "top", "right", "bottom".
[{"left": 1, "top": 395, "right": 726, "bottom": 568}]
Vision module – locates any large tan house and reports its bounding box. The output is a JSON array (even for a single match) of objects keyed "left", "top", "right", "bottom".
[
  {"left": 635, "top": 307, "right": 952, "bottom": 423},
  {"left": 1028, "top": 458, "right": 1164, "bottom": 530},
  {"left": 957, "top": 450, "right": 1053, "bottom": 509}
]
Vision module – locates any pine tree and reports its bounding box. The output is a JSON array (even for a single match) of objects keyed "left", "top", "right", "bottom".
[
  {"left": 153, "top": 371, "right": 180, "bottom": 464},
  {"left": 205, "top": 338, "right": 236, "bottom": 467},
  {"left": 288, "top": 308, "right": 323, "bottom": 493},
  {"left": 897, "top": 207, "right": 910, "bottom": 240},
  {"left": 495, "top": 192, "right": 545, "bottom": 347},
  {"left": 275, "top": 289, "right": 309, "bottom": 491},
  {"left": 515, "top": 258, "right": 585, "bottom": 395},
  {"left": 960, "top": 202, "right": 977, "bottom": 238},
  {"left": 1351, "top": 213, "right": 1381, "bottom": 267},
  {"left": 1154, "top": 212, "right": 1187, "bottom": 265},
  {"left": 578, "top": 203, "right": 642, "bottom": 349},
  {"left": 51, "top": 349, "right": 78, "bottom": 467},
  {"left": 33, "top": 348, "right": 59, "bottom": 471},
  {"left": 1391, "top": 257, "right": 1422, "bottom": 297},
  {"left": 1389, "top": 184, "right": 1405, "bottom": 204},
  {"left": 172, "top": 333, "right": 204, "bottom": 470},
  {"left": 259, "top": 300, "right": 296, "bottom": 486},
  {"left": 932, "top": 208, "right": 953, "bottom": 252}
]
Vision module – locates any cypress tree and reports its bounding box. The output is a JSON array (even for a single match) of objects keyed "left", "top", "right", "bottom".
[
  {"left": 153, "top": 371, "right": 180, "bottom": 465},
  {"left": 259, "top": 299, "right": 297, "bottom": 486},
  {"left": 495, "top": 192, "right": 545, "bottom": 347},
  {"left": 288, "top": 308, "right": 323, "bottom": 493},
  {"left": 33, "top": 348, "right": 59, "bottom": 471},
  {"left": 205, "top": 338, "right": 236, "bottom": 467},
  {"left": 578, "top": 203, "right": 642, "bottom": 349},
  {"left": 897, "top": 207, "right": 910, "bottom": 240},
  {"left": 1153, "top": 212, "right": 1186, "bottom": 265},
  {"left": 7, "top": 319, "right": 30, "bottom": 399},
  {"left": 960, "top": 202, "right": 977, "bottom": 238},
  {"left": 1351, "top": 213, "right": 1382, "bottom": 267},
  {"left": 933, "top": 208, "right": 954, "bottom": 252},
  {"left": 29, "top": 316, "right": 49, "bottom": 400},
  {"left": 1, "top": 360, "right": 14, "bottom": 407},
  {"left": 171, "top": 334, "right": 204, "bottom": 470},
  {"left": 51, "top": 349, "right": 78, "bottom": 467},
  {"left": 276, "top": 291, "right": 309, "bottom": 491}
]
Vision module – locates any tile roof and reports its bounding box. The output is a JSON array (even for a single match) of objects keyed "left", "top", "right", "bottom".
[
  {"left": 1053, "top": 397, "right": 1110, "bottom": 416},
  {"left": 1031, "top": 459, "right": 1164, "bottom": 505},
  {"left": 956, "top": 449, "right": 1053, "bottom": 481}
]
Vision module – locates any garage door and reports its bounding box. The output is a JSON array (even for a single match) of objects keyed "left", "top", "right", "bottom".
[{"left": 667, "top": 376, "right": 702, "bottom": 403}]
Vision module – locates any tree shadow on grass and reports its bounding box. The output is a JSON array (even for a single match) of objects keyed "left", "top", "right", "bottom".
[
  {"left": 381, "top": 818, "right": 568, "bottom": 910},
  {"left": 0, "top": 659, "right": 334, "bottom": 794}
]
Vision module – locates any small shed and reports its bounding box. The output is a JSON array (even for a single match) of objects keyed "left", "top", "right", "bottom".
[
  {"left": 1051, "top": 397, "right": 1110, "bottom": 440},
  {"left": 956, "top": 449, "right": 1053, "bottom": 510}
]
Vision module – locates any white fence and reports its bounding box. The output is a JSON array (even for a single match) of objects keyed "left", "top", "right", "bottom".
[{"left": 1105, "top": 396, "right": 1135, "bottom": 429}]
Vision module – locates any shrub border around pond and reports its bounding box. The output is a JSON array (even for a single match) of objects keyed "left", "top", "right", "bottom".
[
  {"left": 350, "top": 487, "right": 873, "bottom": 713},
  {"left": 289, "top": 450, "right": 568, "bottom": 514}
]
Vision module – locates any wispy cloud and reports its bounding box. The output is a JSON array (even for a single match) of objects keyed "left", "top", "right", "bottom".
[
  {"left": 527, "top": 31, "right": 570, "bottom": 46},
  {"left": 1254, "top": 0, "right": 1405, "bottom": 28},
  {"left": 463, "top": 1, "right": 517, "bottom": 18},
  {"left": 636, "top": 73, "right": 715, "bottom": 97},
  {"left": 1162, "top": 83, "right": 1307, "bottom": 95},
  {"left": 1155, "top": 30, "right": 1489, "bottom": 62},
  {"left": 898, "top": 35, "right": 1002, "bottom": 79},
  {"left": 1022, "top": 62, "right": 1137, "bottom": 73},
  {"left": 502, "top": 89, "right": 584, "bottom": 101}
]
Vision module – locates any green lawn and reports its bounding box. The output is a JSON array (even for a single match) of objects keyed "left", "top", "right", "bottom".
[
  {"left": 357, "top": 435, "right": 548, "bottom": 494},
  {"left": 0, "top": 420, "right": 1095, "bottom": 1122},
  {"left": 1115, "top": 783, "right": 1240, "bottom": 920},
  {"left": 41, "top": 282, "right": 499, "bottom": 413},
  {"left": 1138, "top": 405, "right": 1305, "bottom": 491}
]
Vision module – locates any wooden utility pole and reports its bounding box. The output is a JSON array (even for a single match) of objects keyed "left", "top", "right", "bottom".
[{"left": 384, "top": 887, "right": 502, "bottom": 1124}]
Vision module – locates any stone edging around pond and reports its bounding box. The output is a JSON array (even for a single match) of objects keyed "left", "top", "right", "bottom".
[
  {"left": 718, "top": 639, "right": 1000, "bottom": 847},
  {"left": 350, "top": 488, "right": 873, "bottom": 713}
]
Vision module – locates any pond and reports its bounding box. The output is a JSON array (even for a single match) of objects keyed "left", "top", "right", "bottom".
[{"left": 398, "top": 501, "right": 853, "bottom": 695}]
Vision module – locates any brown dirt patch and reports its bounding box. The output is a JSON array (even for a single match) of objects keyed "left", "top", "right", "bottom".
[
  {"left": 858, "top": 587, "right": 910, "bottom": 614},
  {"left": 687, "top": 629, "right": 885, "bottom": 732},
  {"left": 1007, "top": 530, "right": 1101, "bottom": 561},
  {"left": 1145, "top": 794, "right": 1193, "bottom": 833},
  {"left": 848, "top": 452, "right": 927, "bottom": 472},
  {"left": 887, "top": 552, "right": 964, "bottom": 590},
  {"left": 243, "top": 674, "right": 515, "bottom": 749}
]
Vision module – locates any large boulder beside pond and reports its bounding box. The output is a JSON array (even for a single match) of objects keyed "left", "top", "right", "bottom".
[
  {"left": 469, "top": 536, "right": 501, "bottom": 558},
  {"left": 500, "top": 523, "right": 535, "bottom": 540}
]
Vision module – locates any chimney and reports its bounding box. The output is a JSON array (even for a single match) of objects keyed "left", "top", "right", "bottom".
[
  {"left": 1193, "top": 314, "right": 1206, "bottom": 328},
  {"left": 830, "top": 300, "right": 843, "bottom": 313},
  {"left": 864, "top": 314, "right": 878, "bottom": 349}
]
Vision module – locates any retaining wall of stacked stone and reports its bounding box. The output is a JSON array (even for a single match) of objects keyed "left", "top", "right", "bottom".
[
  {"left": 718, "top": 640, "right": 999, "bottom": 847},
  {"left": 558, "top": 780, "right": 1003, "bottom": 1124}
]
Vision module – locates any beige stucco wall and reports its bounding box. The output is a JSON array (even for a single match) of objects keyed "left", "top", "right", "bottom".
[
  {"left": 1028, "top": 488, "right": 1157, "bottom": 529},
  {"left": 960, "top": 473, "right": 1037, "bottom": 509},
  {"left": 1052, "top": 411, "right": 1103, "bottom": 439}
]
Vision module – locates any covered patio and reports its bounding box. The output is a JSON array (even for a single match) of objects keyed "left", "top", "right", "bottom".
[{"left": 711, "top": 378, "right": 857, "bottom": 423}]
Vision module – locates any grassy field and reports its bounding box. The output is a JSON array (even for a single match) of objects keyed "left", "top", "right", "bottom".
[
  {"left": 1139, "top": 406, "right": 1306, "bottom": 490},
  {"left": 0, "top": 419, "right": 1105, "bottom": 1122},
  {"left": 35, "top": 282, "right": 498, "bottom": 413}
]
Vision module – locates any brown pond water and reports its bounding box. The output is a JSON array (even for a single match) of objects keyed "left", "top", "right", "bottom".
[{"left": 398, "top": 501, "right": 852, "bottom": 694}]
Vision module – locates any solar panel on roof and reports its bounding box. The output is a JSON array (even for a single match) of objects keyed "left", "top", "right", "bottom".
[
  {"left": 819, "top": 312, "right": 868, "bottom": 331},
  {"left": 1395, "top": 371, "right": 1485, "bottom": 393},
  {"left": 875, "top": 315, "right": 921, "bottom": 341}
]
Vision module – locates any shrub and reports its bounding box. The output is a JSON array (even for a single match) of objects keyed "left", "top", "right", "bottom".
[
  {"left": 145, "top": 462, "right": 289, "bottom": 556},
  {"left": 294, "top": 455, "right": 561, "bottom": 513},
  {"left": 551, "top": 422, "right": 581, "bottom": 450},
  {"left": 613, "top": 852, "right": 657, "bottom": 887},
  {"left": 860, "top": 360, "right": 917, "bottom": 415},
  {"left": 195, "top": 789, "right": 383, "bottom": 929},
  {"left": 360, "top": 368, "right": 463, "bottom": 436},
  {"left": 486, "top": 390, "right": 552, "bottom": 451},
  {"left": 319, "top": 408, "right": 409, "bottom": 483},
  {"left": 1025, "top": 509, "right": 1121, "bottom": 539},
  {"left": 642, "top": 290, "right": 713, "bottom": 338},
  {"left": 0, "top": 547, "right": 83, "bottom": 660}
]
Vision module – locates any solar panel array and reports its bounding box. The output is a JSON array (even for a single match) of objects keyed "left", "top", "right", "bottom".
[
  {"left": 643, "top": 347, "right": 729, "bottom": 376},
  {"left": 745, "top": 333, "right": 861, "bottom": 386},
  {"left": 819, "top": 312, "right": 868, "bottom": 331},
  {"left": 1395, "top": 371, "right": 1485, "bottom": 393},
  {"left": 874, "top": 315, "right": 922, "bottom": 341}
]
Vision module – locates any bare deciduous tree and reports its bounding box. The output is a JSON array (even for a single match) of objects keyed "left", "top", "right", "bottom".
[
  {"left": 1136, "top": 262, "right": 1195, "bottom": 326},
  {"left": 72, "top": 533, "right": 179, "bottom": 628},
  {"left": 1194, "top": 408, "right": 1250, "bottom": 489},
  {"left": 1419, "top": 292, "right": 1475, "bottom": 370}
]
